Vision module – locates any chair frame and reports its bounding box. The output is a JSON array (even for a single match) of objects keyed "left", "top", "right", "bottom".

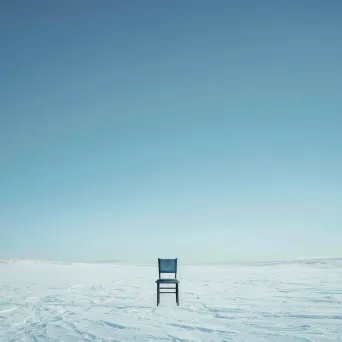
[{"left": 156, "top": 258, "right": 179, "bottom": 306}]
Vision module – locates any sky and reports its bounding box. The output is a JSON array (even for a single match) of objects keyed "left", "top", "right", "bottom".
[{"left": 1, "top": 0, "right": 341, "bottom": 264}]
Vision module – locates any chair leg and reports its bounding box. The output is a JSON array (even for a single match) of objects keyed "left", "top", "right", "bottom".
[
  {"left": 157, "top": 283, "right": 160, "bottom": 306},
  {"left": 176, "top": 283, "right": 179, "bottom": 306}
]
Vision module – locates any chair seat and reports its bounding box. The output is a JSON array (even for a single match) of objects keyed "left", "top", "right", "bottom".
[{"left": 156, "top": 278, "right": 179, "bottom": 284}]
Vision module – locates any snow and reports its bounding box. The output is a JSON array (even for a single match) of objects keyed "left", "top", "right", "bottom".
[{"left": 1, "top": 259, "right": 342, "bottom": 341}]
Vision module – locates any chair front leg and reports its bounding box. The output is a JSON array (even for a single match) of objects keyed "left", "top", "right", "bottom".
[
  {"left": 157, "top": 283, "right": 160, "bottom": 306},
  {"left": 176, "top": 283, "right": 179, "bottom": 306}
]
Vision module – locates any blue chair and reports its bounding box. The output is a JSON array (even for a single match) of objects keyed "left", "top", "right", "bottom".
[{"left": 156, "top": 258, "right": 179, "bottom": 306}]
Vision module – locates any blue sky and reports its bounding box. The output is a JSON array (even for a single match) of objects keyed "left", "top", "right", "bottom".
[{"left": 1, "top": 1, "right": 341, "bottom": 263}]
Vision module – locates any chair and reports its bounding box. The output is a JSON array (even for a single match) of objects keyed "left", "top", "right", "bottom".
[{"left": 156, "top": 258, "right": 179, "bottom": 306}]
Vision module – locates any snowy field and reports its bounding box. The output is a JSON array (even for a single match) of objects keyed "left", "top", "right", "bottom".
[{"left": 1, "top": 259, "right": 342, "bottom": 342}]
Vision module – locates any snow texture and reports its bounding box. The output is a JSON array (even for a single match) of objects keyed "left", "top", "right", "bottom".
[{"left": 0, "top": 259, "right": 342, "bottom": 341}]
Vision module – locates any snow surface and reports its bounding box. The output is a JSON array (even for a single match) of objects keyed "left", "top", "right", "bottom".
[{"left": 1, "top": 259, "right": 342, "bottom": 341}]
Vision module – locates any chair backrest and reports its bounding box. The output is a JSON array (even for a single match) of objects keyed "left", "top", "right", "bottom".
[{"left": 158, "top": 258, "right": 177, "bottom": 278}]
